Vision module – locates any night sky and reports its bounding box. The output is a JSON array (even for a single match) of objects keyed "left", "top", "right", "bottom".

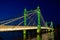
[
  {"left": 0, "top": 0, "right": 59, "bottom": 40},
  {"left": 0, "top": 0, "right": 60, "bottom": 26}
]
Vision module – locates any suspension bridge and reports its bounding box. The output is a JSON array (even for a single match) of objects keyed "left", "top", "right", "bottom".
[{"left": 0, "top": 6, "right": 54, "bottom": 40}]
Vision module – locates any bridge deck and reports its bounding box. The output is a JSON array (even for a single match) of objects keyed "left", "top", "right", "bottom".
[{"left": 0, "top": 25, "right": 53, "bottom": 32}]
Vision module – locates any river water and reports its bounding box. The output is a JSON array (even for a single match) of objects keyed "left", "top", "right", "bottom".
[{"left": 0, "top": 30, "right": 54, "bottom": 40}]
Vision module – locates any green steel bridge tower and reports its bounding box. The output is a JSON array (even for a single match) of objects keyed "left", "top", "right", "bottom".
[{"left": 23, "top": 6, "right": 54, "bottom": 40}]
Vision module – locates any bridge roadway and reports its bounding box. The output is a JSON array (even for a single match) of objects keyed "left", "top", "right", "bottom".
[{"left": 0, "top": 25, "right": 53, "bottom": 32}]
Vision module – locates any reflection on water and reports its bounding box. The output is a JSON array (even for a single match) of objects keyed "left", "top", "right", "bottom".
[
  {"left": 26, "top": 30, "right": 54, "bottom": 40},
  {"left": 27, "top": 32, "right": 54, "bottom": 40},
  {"left": 42, "top": 32, "right": 54, "bottom": 40},
  {"left": 0, "top": 37, "right": 3, "bottom": 40},
  {"left": 0, "top": 30, "right": 54, "bottom": 40}
]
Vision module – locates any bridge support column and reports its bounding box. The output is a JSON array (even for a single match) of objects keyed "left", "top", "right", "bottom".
[
  {"left": 23, "top": 8, "right": 27, "bottom": 40},
  {"left": 37, "top": 6, "right": 41, "bottom": 40}
]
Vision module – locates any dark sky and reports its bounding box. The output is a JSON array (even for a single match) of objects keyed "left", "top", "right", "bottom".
[{"left": 0, "top": 0, "right": 60, "bottom": 26}]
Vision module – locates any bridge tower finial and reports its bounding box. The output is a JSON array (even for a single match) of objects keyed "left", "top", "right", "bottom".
[{"left": 37, "top": 6, "right": 40, "bottom": 11}]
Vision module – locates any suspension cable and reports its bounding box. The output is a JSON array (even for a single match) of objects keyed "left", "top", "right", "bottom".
[
  {"left": 1, "top": 13, "right": 32, "bottom": 25},
  {"left": 33, "top": 15, "right": 37, "bottom": 26},
  {"left": 40, "top": 13, "right": 46, "bottom": 26},
  {"left": 28, "top": 14, "right": 36, "bottom": 26},
  {"left": 17, "top": 13, "right": 34, "bottom": 26},
  {"left": 0, "top": 19, "right": 13, "bottom": 23},
  {"left": 34, "top": 10, "right": 46, "bottom": 26}
]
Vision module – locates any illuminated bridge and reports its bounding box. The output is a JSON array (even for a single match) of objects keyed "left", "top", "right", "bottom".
[{"left": 0, "top": 6, "right": 54, "bottom": 40}]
